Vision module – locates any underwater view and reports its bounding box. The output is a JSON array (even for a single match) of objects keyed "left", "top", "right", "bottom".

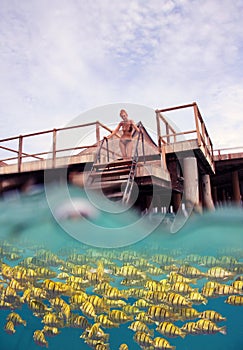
[{"left": 0, "top": 185, "right": 243, "bottom": 350}]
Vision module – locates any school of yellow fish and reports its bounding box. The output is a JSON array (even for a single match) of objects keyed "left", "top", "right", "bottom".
[{"left": 0, "top": 240, "right": 243, "bottom": 349}]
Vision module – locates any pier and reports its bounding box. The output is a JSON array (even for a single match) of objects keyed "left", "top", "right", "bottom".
[{"left": 0, "top": 103, "right": 242, "bottom": 212}]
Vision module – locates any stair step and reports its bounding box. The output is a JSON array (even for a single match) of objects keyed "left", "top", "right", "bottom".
[
  {"left": 88, "top": 179, "right": 127, "bottom": 190},
  {"left": 89, "top": 168, "right": 130, "bottom": 177},
  {"left": 106, "top": 191, "right": 124, "bottom": 199},
  {"left": 94, "top": 160, "right": 133, "bottom": 169}
]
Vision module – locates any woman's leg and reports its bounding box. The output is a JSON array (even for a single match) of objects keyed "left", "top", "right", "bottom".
[
  {"left": 119, "top": 140, "right": 127, "bottom": 159},
  {"left": 126, "top": 140, "right": 133, "bottom": 159}
]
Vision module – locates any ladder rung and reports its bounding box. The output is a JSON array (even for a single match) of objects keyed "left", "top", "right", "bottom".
[
  {"left": 106, "top": 191, "right": 124, "bottom": 198},
  {"left": 89, "top": 168, "right": 130, "bottom": 177},
  {"left": 87, "top": 179, "right": 127, "bottom": 190},
  {"left": 94, "top": 160, "right": 133, "bottom": 168}
]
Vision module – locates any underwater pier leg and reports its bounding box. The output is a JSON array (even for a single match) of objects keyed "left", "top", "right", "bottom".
[
  {"left": 172, "top": 191, "right": 182, "bottom": 213},
  {"left": 183, "top": 157, "right": 199, "bottom": 212},
  {"left": 232, "top": 170, "right": 241, "bottom": 206},
  {"left": 202, "top": 174, "right": 215, "bottom": 210}
]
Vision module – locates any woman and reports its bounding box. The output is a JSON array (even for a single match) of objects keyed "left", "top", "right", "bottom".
[{"left": 105, "top": 109, "right": 141, "bottom": 160}]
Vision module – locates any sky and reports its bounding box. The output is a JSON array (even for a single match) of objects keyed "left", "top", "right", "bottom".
[{"left": 1, "top": 0, "right": 243, "bottom": 154}]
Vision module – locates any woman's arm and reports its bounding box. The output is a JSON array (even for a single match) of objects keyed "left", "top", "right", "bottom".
[
  {"left": 106, "top": 122, "right": 122, "bottom": 139},
  {"left": 131, "top": 120, "right": 141, "bottom": 133}
]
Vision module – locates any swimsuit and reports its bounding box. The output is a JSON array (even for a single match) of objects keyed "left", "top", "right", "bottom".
[
  {"left": 120, "top": 138, "right": 132, "bottom": 145},
  {"left": 119, "top": 120, "right": 133, "bottom": 139}
]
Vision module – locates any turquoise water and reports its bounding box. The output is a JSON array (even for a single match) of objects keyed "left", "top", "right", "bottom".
[{"left": 0, "top": 185, "right": 243, "bottom": 350}]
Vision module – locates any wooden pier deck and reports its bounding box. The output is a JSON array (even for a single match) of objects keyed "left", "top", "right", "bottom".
[{"left": 0, "top": 102, "right": 241, "bottom": 211}]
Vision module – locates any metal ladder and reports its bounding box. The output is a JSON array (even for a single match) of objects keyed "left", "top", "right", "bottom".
[
  {"left": 86, "top": 137, "right": 110, "bottom": 187},
  {"left": 87, "top": 123, "right": 145, "bottom": 204},
  {"left": 122, "top": 123, "right": 144, "bottom": 204}
]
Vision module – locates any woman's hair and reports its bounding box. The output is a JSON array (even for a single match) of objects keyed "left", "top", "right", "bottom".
[{"left": 120, "top": 109, "right": 128, "bottom": 116}]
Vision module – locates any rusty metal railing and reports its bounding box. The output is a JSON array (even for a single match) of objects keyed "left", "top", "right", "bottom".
[
  {"left": 155, "top": 102, "right": 214, "bottom": 169},
  {"left": 213, "top": 146, "right": 243, "bottom": 161},
  {"left": 0, "top": 122, "right": 113, "bottom": 172}
]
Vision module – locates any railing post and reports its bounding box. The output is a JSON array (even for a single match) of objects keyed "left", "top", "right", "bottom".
[
  {"left": 193, "top": 103, "right": 201, "bottom": 147},
  {"left": 96, "top": 122, "right": 100, "bottom": 144},
  {"left": 106, "top": 138, "right": 109, "bottom": 162},
  {"left": 166, "top": 122, "right": 170, "bottom": 144},
  {"left": 155, "top": 110, "right": 162, "bottom": 153},
  {"left": 18, "top": 135, "right": 23, "bottom": 172},
  {"left": 52, "top": 129, "right": 57, "bottom": 168},
  {"left": 163, "top": 144, "right": 167, "bottom": 169},
  {"left": 141, "top": 131, "right": 145, "bottom": 163}
]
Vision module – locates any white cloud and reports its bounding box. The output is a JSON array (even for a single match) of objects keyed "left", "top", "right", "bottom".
[{"left": 0, "top": 0, "right": 243, "bottom": 152}]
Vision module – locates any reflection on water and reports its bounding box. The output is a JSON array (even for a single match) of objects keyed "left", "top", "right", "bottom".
[{"left": 0, "top": 185, "right": 243, "bottom": 350}]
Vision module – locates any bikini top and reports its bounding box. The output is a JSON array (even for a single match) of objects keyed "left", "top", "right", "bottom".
[{"left": 120, "top": 120, "right": 133, "bottom": 133}]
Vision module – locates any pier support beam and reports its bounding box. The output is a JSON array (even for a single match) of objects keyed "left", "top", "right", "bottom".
[
  {"left": 202, "top": 174, "right": 215, "bottom": 210},
  {"left": 172, "top": 191, "right": 182, "bottom": 213},
  {"left": 232, "top": 170, "right": 241, "bottom": 206},
  {"left": 221, "top": 188, "right": 226, "bottom": 205},
  {"left": 212, "top": 186, "right": 218, "bottom": 207},
  {"left": 183, "top": 157, "right": 200, "bottom": 212}
]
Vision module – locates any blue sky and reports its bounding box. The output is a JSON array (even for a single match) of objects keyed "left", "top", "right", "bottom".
[{"left": 1, "top": 0, "right": 243, "bottom": 150}]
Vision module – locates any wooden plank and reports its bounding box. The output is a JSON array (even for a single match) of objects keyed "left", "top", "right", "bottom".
[
  {"left": 157, "top": 103, "right": 194, "bottom": 113},
  {"left": 18, "top": 136, "right": 23, "bottom": 172},
  {"left": 88, "top": 179, "right": 127, "bottom": 190},
  {"left": 94, "top": 160, "right": 132, "bottom": 168},
  {"left": 90, "top": 168, "right": 130, "bottom": 177},
  {"left": 106, "top": 192, "right": 123, "bottom": 198}
]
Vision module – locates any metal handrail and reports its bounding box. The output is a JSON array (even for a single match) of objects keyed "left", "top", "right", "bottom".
[
  {"left": 86, "top": 137, "right": 110, "bottom": 186},
  {"left": 122, "top": 123, "right": 144, "bottom": 204},
  {"left": 156, "top": 103, "right": 214, "bottom": 168},
  {"left": 0, "top": 121, "right": 113, "bottom": 172},
  {"left": 0, "top": 145, "right": 94, "bottom": 163}
]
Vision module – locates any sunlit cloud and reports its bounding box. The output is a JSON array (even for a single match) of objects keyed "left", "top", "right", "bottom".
[{"left": 0, "top": 0, "right": 243, "bottom": 150}]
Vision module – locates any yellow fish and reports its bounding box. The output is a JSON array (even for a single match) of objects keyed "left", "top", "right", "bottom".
[
  {"left": 145, "top": 290, "right": 167, "bottom": 304},
  {"left": 187, "top": 291, "right": 208, "bottom": 305},
  {"left": 88, "top": 295, "right": 110, "bottom": 313},
  {"left": 135, "top": 312, "right": 155, "bottom": 324},
  {"left": 122, "top": 305, "right": 140, "bottom": 315},
  {"left": 170, "top": 282, "right": 195, "bottom": 295},
  {"left": 6, "top": 312, "right": 26, "bottom": 326},
  {"left": 129, "top": 320, "right": 154, "bottom": 336},
  {"left": 95, "top": 314, "right": 119, "bottom": 328},
  {"left": 180, "top": 321, "right": 199, "bottom": 335},
  {"left": 80, "top": 301, "right": 97, "bottom": 319},
  {"left": 69, "top": 292, "right": 88, "bottom": 308},
  {"left": 4, "top": 320, "right": 16, "bottom": 334},
  {"left": 103, "top": 286, "right": 127, "bottom": 300},
  {"left": 163, "top": 292, "right": 192, "bottom": 308},
  {"left": 225, "top": 295, "right": 243, "bottom": 305},
  {"left": 145, "top": 280, "right": 170, "bottom": 292},
  {"left": 167, "top": 271, "right": 197, "bottom": 285},
  {"left": 119, "top": 344, "right": 129, "bottom": 350},
  {"left": 33, "top": 330, "right": 48, "bottom": 348},
  {"left": 199, "top": 310, "right": 226, "bottom": 322},
  {"left": 117, "top": 265, "right": 146, "bottom": 280},
  {"left": 194, "top": 319, "right": 227, "bottom": 335},
  {"left": 206, "top": 267, "right": 235, "bottom": 281},
  {"left": 108, "top": 309, "right": 133, "bottom": 324},
  {"left": 156, "top": 321, "right": 186, "bottom": 338},
  {"left": 104, "top": 299, "right": 127, "bottom": 308},
  {"left": 172, "top": 307, "right": 200, "bottom": 320},
  {"left": 66, "top": 314, "right": 91, "bottom": 329},
  {"left": 147, "top": 305, "right": 178, "bottom": 322},
  {"left": 42, "top": 312, "right": 64, "bottom": 328},
  {"left": 133, "top": 331, "right": 153, "bottom": 348},
  {"left": 231, "top": 280, "right": 243, "bottom": 293},
  {"left": 178, "top": 265, "right": 206, "bottom": 279},
  {"left": 153, "top": 336, "right": 176, "bottom": 350},
  {"left": 42, "top": 325, "right": 61, "bottom": 337}
]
